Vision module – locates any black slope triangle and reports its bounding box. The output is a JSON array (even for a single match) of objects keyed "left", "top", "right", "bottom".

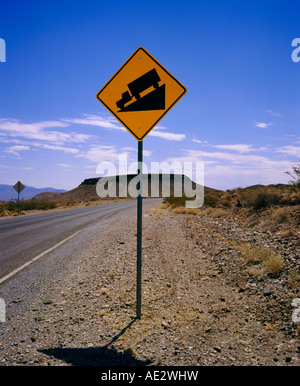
[{"left": 118, "top": 84, "right": 165, "bottom": 112}]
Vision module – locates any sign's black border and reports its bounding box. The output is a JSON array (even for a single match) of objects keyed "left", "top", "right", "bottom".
[{"left": 96, "top": 47, "right": 187, "bottom": 141}]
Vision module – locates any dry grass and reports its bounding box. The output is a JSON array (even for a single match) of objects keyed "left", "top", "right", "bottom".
[
  {"left": 239, "top": 244, "right": 284, "bottom": 274},
  {"left": 210, "top": 208, "right": 227, "bottom": 218},
  {"left": 262, "top": 255, "right": 284, "bottom": 274},
  {"left": 264, "top": 323, "right": 281, "bottom": 331},
  {"left": 172, "top": 207, "right": 199, "bottom": 215},
  {"left": 239, "top": 244, "right": 273, "bottom": 262},
  {"left": 288, "top": 270, "right": 300, "bottom": 288},
  {"left": 100, "top": 288, "right": 109, "bottom": 296},
  {"left": 198, "top": 207, "right": 214, "bottom": 216},
  {"left": 270, "top": 208, "right": 288, "bottom": 224}
]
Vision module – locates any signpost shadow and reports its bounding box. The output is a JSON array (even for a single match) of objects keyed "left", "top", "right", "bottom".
[{"left": 38, "top": 318, "right": 152, "bottom": 366}]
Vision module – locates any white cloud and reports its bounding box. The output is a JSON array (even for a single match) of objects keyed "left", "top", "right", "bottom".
[
  {"left": 166, "top": 148, "right": 294, "bottom": 189},
  {"left": 0, "top": 164, "right": 33, "bottom": 170},
  {"left": 212, "top": 144, "right": 268, "bottom": 153},
  {"left": 121, "top": 147, "right": 136, "bottom": 152},
  {"left": 255, "top": 122, "right": 272, "bottom": 128},
  {"left": 80, "top": 145, "right": 124, "bottom": 163},
  {"left": 120, "top": 147, "right": 151, "bottom": 157},
  {"left": 202, "top": 164, "right": 288, "bottom": 190},
  {"left": 57, "top": 163, "right": 72, "bottom": 167},
  {"left": 0, "top": 118, "right": 94, "bottom": 143},
  {"left": 0, "top": 115, "right": 185, "bottom": 150},
  {"left": 4, "top": 145, "right": 31, "bottom": 156},
  {"left": 33, "top": 143, "right": 80, "bottom": 154},
  {"left": 276, "top": 146, "right": 300, "bottom": 157},
  {"left": 3, "top": 141, "right": 82, "bottom": 156},
  {"left": 167, "top": 149, "right": 293, "bottom": 171},
  {"left": 148, "top": 130, "right": 185, "bottom": 141},
  {"left": 192, "top": 139, "right": 208, "bottom": 144},
  {"left": 266, "top": 110, "right": 282, "bottom": 118},
  {"left": 65, "top": 114, "right": 186, "bottom": 141},
  {"left": 63, "top": 114, "right": 125, "bottom": 131}
]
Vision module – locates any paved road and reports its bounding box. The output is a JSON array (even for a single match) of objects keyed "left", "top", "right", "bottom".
[{"left": 0, "top": 199, "right": 159, "bottom": 284}]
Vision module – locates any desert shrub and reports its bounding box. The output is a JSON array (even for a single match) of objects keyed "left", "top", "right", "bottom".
[
  {"left": 23, "top": 200, "right": 56, "bottom": 210},
  {"left": 239, "top": 187, "right": 283, "bottom": 210},
  {"left": 216, "top": 198, "right": 232, "bottom": 208},
  {"left": 7, "top": 199, "right": 18, "bottom": 211},
  {"left": 286, "top": 163, "right": 300, "bottom": 190},
  {"left": 204, "top": 194, "right": 219, "bottom": 207},
  {"left": 240, "top": 243, "right": 284, "bottom": 274},
  {"left": 262, "top": 255, "right": 284, "bottom": 274},
  {"left": 172, "top": 207, "right": 199, "bottom": 215},
  {"left": 240, "top": 244, "right": 277, "bottom": 262},
  {"left": 240, "top": 244, "right": 272, "bottom": 262},
  {"left": 252, "top": 191, "right": 281, "bottom": 210},
  {"left": 5, "top": 199, "right": 57, "bottom": 211},
  {"left": 278, "top": 189, "right": 300, "bottom": 206},
  {"left": 239, "top": 183, "right": 300, "bottom": 210},
  {"left": 288, "top": 270, "right": 300, "bottom": 288},
  {"left": 164, "top": 195, "right": 194, "bottom": 208},
  {"left": 285, "top": 191, "right": 300, "bottom": 205},
  {"left": 270, "top": 208, "right": 288, "bottom": 224}
]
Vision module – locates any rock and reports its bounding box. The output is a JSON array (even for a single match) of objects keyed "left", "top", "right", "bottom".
[{"left": 263, "top": 287, "right": 273, "bottom": 296}]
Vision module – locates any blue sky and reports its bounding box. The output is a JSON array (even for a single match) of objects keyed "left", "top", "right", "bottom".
[{"left": 0, "top": 0, "right": 299, "bottom": 191}]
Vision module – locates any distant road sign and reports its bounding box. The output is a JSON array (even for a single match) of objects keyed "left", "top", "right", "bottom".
[
  {"left": 96, "top": 47, "right": 186, "bottom": 141},
  {"left": 13, "top": 181, "right": 25, "bottom": 194}
]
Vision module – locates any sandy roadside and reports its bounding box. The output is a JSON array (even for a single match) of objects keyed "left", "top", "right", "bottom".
[{"left": 0, "top": 202, "right": 299, "bottom": 366}]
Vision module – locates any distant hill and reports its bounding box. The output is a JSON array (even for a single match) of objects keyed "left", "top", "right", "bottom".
[
  {"left": 31, "top": 174, "right": 222, "bottom": 204},
  {"left": 237, "top": 183, "right": 289, "bottom": 190},
  {"left": 0, "top": 184, "right": 67, "bottom": 201}
]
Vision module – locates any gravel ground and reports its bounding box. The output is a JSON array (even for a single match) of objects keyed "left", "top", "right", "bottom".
[{"left": 0, "top": 201, "right": 299, "bottom": 366}]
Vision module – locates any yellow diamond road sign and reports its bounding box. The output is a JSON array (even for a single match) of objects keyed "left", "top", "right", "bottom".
[
  {"left": 96, "top": 47, "right": 186, "bottom": 141},
  {"left": 13, "top": 181, "right": 25, "bottom": 194}
]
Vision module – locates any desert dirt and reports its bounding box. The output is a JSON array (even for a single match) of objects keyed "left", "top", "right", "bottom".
[{"left": 0, "top": 200, "right": 299, "bottom": 366}]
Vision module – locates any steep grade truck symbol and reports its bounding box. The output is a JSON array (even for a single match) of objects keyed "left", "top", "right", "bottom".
[{"left": 116, "top": 68, "right": 165, "bottom": 112}]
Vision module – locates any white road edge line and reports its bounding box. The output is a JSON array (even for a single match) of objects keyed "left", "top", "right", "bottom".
[{"left": 0, "top": 230, "right": 81, "bottom": 285}]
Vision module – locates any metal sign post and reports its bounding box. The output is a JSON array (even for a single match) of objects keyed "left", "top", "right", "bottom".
[
  {"left": 96, "top": 47, "right": 186, "bottom": 319},
  {"left": 13, "top": 181, "right": 25, "bottom": 216},
  {"left": 136, "top": 140, "right": 143, "bottom": 319}
]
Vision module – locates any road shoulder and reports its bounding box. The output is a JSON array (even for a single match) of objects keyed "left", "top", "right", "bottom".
[{"left": 0, "top": 202, "right": 299, "bottom": 365}]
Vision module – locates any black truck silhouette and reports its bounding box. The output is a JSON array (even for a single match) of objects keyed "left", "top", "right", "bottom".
[{"left": 116, "top": 68, "right": 161, "bottom": 110}]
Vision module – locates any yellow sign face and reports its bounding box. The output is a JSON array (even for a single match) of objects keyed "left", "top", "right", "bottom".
[{"left": 96, "top": 47, "right": 186, "bottom": 141}]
